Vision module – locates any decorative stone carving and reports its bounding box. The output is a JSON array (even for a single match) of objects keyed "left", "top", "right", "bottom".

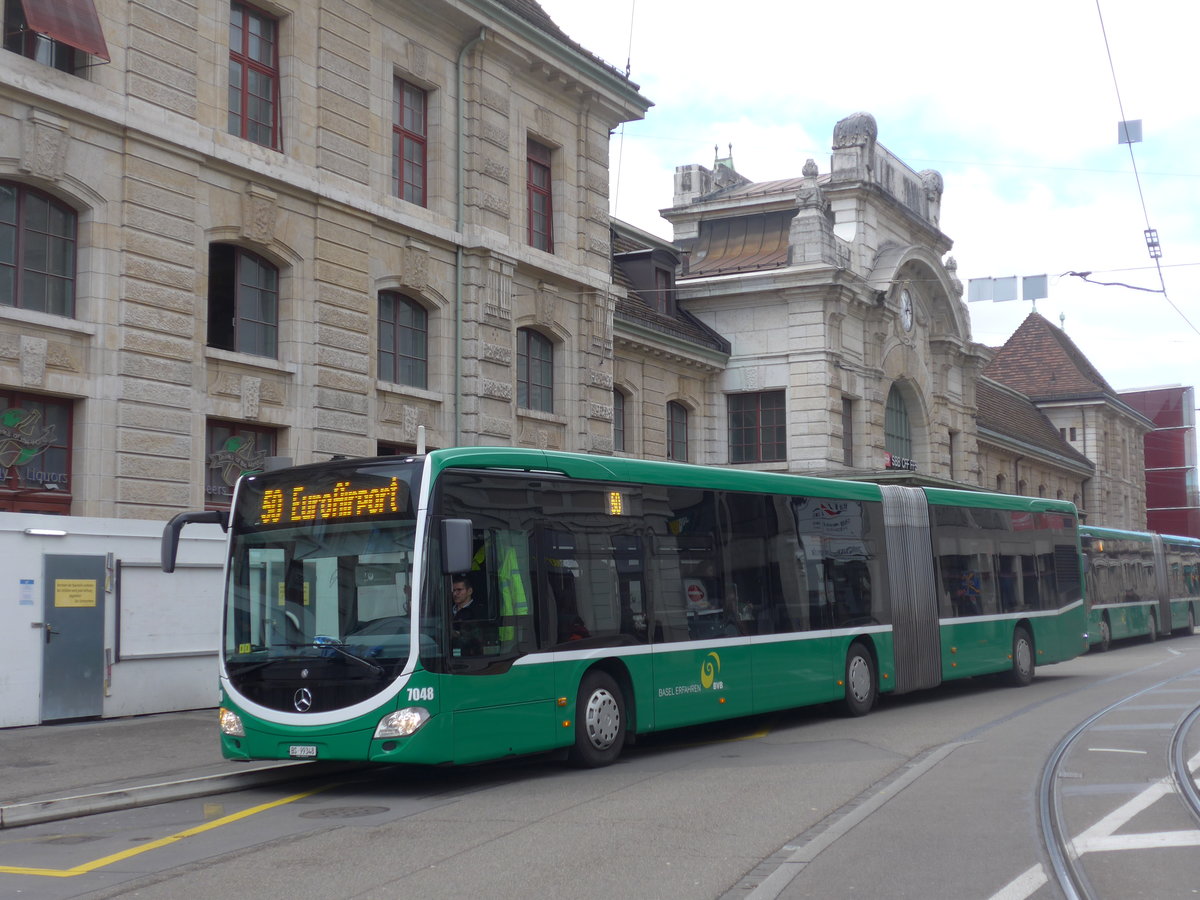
[
  {"left": 592, "top": 292, "right": 614, "bottom": 351},
  {"left": 241, "top": 184, "right": 278, "bottom": 245},
  {"left": 20, "top": 110, "right": 68, "bottom": 181},
  {"left": 400, "top": 241, "right": 429, "bottom": 291},
  {"left": 241, "top": 376, "right": 261, "bottom": 419},
  {"left": 832, "top": 112, "right": 878, "bottom": 149},
  {"left": 485, "top": 259, "right": 514, "bottom": 320},
  {"left": 482, "top": 341, "right": 512, "bottom": 365},
  {"left": 481, "top": 415, "right": 513, "bottom": 437},
  {"left": 536, "top": 282, "right": 559, "bottom": 329},
  {"left": 482, "top": 378, "right": 513, "bottom": 401},
  {"left": 589, "top": 369, "right": 613, "bottom": 389},
  {"left": 21, "top": 336, "right": 48, "bottom": 387}
]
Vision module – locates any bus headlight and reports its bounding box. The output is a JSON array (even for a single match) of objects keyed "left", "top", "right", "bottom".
[
  {"left": 375, "top": 707, "right": 430, "bottom": 738},
  {"left": 219, "top": 707, "right": 245, "bottom": 737}
]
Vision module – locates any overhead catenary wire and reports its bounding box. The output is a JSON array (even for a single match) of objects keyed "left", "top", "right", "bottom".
[{"left": 1094, "top": 0, "right": 1199, "bottom": 338}]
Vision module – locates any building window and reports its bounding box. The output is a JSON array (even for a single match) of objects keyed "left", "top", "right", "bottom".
[
  {"left": 0, "top": 181, "right": 76, "bottom": 317},
  {"left": 393, "top": 78, "right": 427, "bottom": 205},
  {"left": 378, "top": 291, "right": 428, "bottom": 388},
  {"left": 654, "top": 267, "right": 674, "bottom": 314},
  {"left": 2, "top": 0, "right": 109, "bottom": 74},
  {"left": 206, "top": 420, "right": 276, "bottom": 509},
  {"left": 517, "top": 328, "right": 553, "bottom": 413},
  {"left": 729, "top": 391, "right": 785, "bottom": 463},
  {"left": 667, "top": 401, "right": 688, "bottom": 462},
  {"left": 526, "top": 138, "right": 553, "bottom": 252},
  {"left": 0, "top": 390, "right": 72, "bottom": 512},
  {"left": 996, "top": 474, "right": 1006, "bottom": 493},
  {"left": 884, "top": 384, "right": 912, "bottom": 459},
  {"left": 228, "top": 2, "right": 280, "bottom": 149},
  {"left": 207, "top": 244, "right": 279, "bottom": 358},
  {"left": 842, "top": 398, "right": 854, "bottom": 467},
  {"left": 613, "top": 389, "right": 626, "bottom": 452}
]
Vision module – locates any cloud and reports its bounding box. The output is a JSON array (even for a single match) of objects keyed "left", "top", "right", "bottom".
[{"left": 539, "top": 0, "right": 1200, "bottom": 398}]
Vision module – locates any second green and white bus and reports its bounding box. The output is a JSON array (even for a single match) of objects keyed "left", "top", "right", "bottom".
[
  {"left": 162, "top": 448, "right": 1088, "bottom": 767},
  {"left": 1081, "top": 524, "right": 1200, "bottom": 651}
]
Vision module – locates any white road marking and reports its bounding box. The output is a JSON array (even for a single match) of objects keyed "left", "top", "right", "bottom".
[{"left": 990, "top": 747, "right": 1200, "bottom": 898}]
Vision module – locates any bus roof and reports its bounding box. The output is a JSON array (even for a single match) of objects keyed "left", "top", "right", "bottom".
[{"left": 425, "top": 447, "right": 1078, "bottom": 514}]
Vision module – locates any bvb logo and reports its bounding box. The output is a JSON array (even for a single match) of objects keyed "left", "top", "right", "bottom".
[{"left": 700, "top": 651, "right": 720, "bottom": 689}]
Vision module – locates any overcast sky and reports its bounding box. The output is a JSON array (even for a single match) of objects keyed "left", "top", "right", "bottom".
[{"left": 537, "top": 0, "right": 1200, "bottom": 415}]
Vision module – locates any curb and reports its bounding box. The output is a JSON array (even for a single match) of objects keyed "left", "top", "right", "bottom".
[{"left": 0, "top": 761, "right": 359, "bottom": 829}]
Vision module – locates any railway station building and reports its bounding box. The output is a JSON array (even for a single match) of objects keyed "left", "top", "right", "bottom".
[{"left": 0, "top": 0, "right": 1153, "bottom": 530}]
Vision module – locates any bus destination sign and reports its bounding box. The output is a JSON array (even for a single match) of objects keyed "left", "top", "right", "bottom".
[{"left": 259, "top": 477, "right": 407, "bottom": 525}]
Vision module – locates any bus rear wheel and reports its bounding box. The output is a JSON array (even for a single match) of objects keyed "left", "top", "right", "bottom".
[
  {"left": 842, "top": 642, "right": 876, "bottom": 717},
  {"left": 569, "top": 670, "right": 626, "bottom": 768},
  {"left": 1006, "top": 626, "right": 1035, "bottom": 686}
]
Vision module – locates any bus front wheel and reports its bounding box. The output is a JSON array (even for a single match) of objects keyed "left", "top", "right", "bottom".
[
  {"left": 842, "top": 642, "right": 876, "bottom": 717},
  {"left": 1096, "top": 616, "right": 1111, "bottom": 653},
  {"left": 1006, "top": 626, "right": 1035, "bottom": 686},
  {"left": 569, "top": 670, "right": 626, "bottom": 768}
]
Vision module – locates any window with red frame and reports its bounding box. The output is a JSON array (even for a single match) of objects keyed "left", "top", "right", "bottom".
[
  {"left": 393, "top": 78, "right": 427, "bottom": 205},
  {"left": 526, "top": 138, "right": 553, "bottom": 252},
  {"left": 1, "top": 180, "right": 77, "bottom": 317},
  {"left": 228, "top": 2, "right": 280, "bottom": 149},
  {"left": 0, "top": 390, "right": 72, "bottom": 512},
  {"left": 729, "top": 391, "right": 786, "bottom": 463},
  {"left": 205, "top": 420, "right": 277, "bottom": 509}
]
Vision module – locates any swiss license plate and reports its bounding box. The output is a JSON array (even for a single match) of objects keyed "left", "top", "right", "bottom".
[{"left": 289, "top": 745, "right": 318, "bottom": 759}]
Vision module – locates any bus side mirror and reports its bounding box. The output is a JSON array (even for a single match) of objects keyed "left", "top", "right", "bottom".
[
  {"left": 161, "top": 510, "right": 226, "bottom": 572},
  {"left": 442, "top": 518, "right": 474, "bottom": 574}
]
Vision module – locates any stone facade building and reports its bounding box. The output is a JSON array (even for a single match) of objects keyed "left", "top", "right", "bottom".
[
  {"left": 985, "top": 313, "right": 1153, "bottom": 528},
  {"left": 660, "top": 115, "right": 989, "bottom": 486},
  {"left": 0, "top": 2, "right": 1138, "bottom": 529},
  {"left": 0, "top": 0, "right": 648, "bottom": 517}
]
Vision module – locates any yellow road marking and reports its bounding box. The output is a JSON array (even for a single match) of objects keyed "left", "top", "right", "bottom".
[{"left": 0, "top": 783, "right": 336, "bottom": 878}]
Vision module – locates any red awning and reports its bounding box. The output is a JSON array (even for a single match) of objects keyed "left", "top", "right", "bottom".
[{"left": 19, "top": 0, "right": 111, "bottom": 62}]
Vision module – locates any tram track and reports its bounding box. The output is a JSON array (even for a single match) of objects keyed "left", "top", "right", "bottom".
[{"left": 1039, "top": 668, "right": 1200, "bottom": 899}]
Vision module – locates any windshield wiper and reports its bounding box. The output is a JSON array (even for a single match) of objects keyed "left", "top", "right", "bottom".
[{"left": 305, "top": 637, "right": 385, "bottom": 676}]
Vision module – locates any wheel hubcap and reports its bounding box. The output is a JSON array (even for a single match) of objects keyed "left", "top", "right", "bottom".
[
  {"left": 1016, "top": 639, "right": 1032, "bottom": 675},
  {"left": 848, "top": 656, "right": 871, "bottom": 702},
  {"left": 584, "top": 689, "right": 620, "bottom": 750}
]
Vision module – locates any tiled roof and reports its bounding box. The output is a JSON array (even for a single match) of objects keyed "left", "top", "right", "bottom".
[
  {"left": 610, "top": 225, "right": 730, "bottom": 354},
  {"left": 984, "top": 312, "right": 1118, "bottom": 402},
  {"left": 976, "top": 378, "right": 1094, "bottom": 469}
]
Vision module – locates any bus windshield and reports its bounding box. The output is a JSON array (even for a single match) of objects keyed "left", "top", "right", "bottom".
[{"left": 222, "top": 460, "right": 424, "bottom": 713}]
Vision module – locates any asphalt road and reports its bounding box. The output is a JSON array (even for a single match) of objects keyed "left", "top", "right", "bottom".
[{"left": 3, "top": 634, "right": 1198, "bottom": 900}]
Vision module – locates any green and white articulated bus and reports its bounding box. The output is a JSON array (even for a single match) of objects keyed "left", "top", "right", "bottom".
[
  {"left": 161, "top": 448, "right": 1088, "bottom": 768},
  {"left": 1080, "top": 524, "right": 1200, "bottom": 652}
]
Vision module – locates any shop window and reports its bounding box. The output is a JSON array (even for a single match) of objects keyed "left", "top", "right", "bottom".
[
  {"left": 0, "top": 390, "right": 72, "bottom": 512},
  {"left": 205, "top": 420, "right": 277, "bottom": 509}
]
